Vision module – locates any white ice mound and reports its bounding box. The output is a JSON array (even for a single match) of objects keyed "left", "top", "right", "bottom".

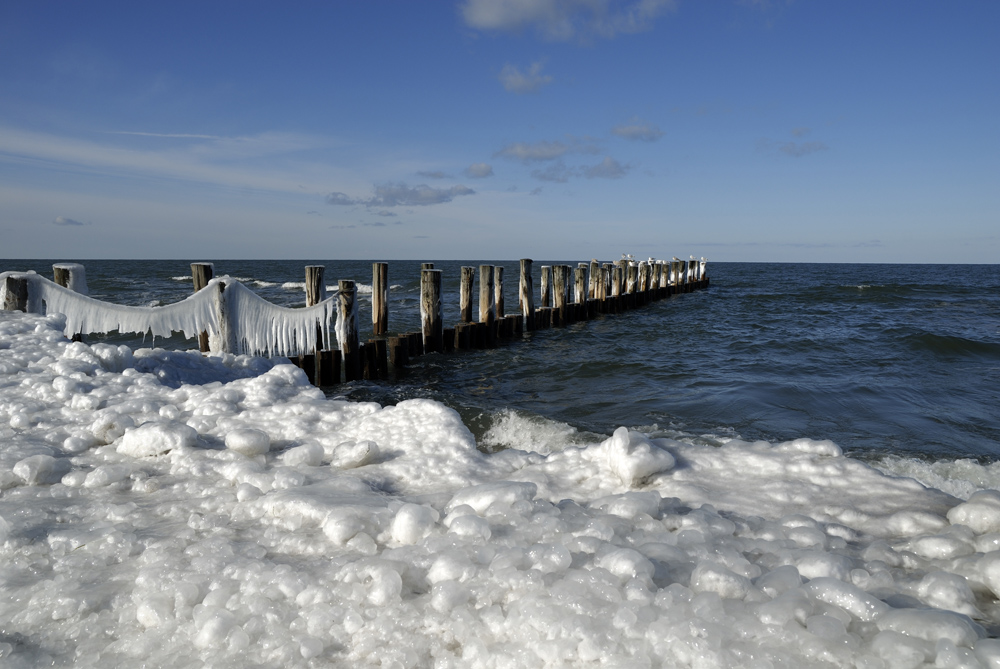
[
  {"left": 225, "top": 428, "right": 271, "bottom": 457},
  {"left": 446, "top": 481, "right": 538, "bottom": 514},
  {"left": 947, "top": 489, "right": 1000, "bottom": 534},
  {"left": 601, "top": 426, "right": 675, "bottom": 487},
  {"left": 117, "top": 421, "right": 199, "bottom": 457}
]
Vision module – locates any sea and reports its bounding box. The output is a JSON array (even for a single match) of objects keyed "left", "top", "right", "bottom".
[{"left": 5, "top": 259, "right": 999, "bottom": 462}]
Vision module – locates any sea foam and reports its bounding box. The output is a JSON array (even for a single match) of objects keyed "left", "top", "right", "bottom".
[{"left": 2, "top": 311, "right": 1000, "bottom": 668}]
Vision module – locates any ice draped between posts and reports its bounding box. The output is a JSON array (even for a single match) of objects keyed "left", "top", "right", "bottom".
[
  {"left": 7, "top": 314, "right": 1000, "bottom": 667},
  {"left": 0, "top": 272, "right": 335, "bottom": 357}
]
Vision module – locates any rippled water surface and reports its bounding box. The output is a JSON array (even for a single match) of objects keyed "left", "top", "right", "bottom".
[{"left": 6, "top": 259, "right": 999, "bottom": 460}]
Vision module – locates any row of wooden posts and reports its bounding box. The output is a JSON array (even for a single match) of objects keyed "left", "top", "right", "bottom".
[
  {"left": 3, "top": 258, "right": 708, "bottom": 387},
  {"left": 193, "top": 257, "right": 707, "bottom": 386}
]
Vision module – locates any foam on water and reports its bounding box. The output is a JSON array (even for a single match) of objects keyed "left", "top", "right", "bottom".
[{"left": 4, "top": 311, "right": 1000, "bottom": 668}]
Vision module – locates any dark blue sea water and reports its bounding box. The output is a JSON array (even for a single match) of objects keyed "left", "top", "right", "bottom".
[{"left": 5, "top": 260, "right": 999, "bottom": 462}]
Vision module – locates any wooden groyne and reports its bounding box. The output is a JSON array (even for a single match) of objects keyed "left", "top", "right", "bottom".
[{"left": 1, "top": 257, "right": 709, "bottom": 386}]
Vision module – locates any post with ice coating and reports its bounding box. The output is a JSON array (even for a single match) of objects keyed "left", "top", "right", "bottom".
[
  {"left": 372, "top": 262, "right": 388, "bottom": 336},
  {"left": 2, "top": 275, "right": 28, "bottom": 312},
  {"left": 191, "top": 262, "right": 214, "bottom": 352},
  {"left": 53, "top": 263, "right": 88, "bottom": 341},
  {"left": 519, "top": 259, "right": 534, "bottom": 331},
  {"left": 339, "top": 279, "right": 361, "bottom": 381},
  {"left": 420, "top": 269, "right": 443, "bottom": 354},
  {"left": 299, "top": 265, "right": 326, "bottom": 385},
  {"left": 479, "top": 265, "right": 495, "bottom": 347}
]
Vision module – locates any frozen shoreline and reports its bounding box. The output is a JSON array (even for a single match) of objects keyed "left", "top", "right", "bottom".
[{"left": 2, "top": 311, "right": 1000, "bottom": 667}]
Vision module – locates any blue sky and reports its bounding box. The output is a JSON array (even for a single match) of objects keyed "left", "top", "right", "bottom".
[{"left": 1, "top": 1, "right": 996, "bottom": 262}]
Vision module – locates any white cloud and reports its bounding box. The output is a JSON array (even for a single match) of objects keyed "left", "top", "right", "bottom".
[
  {"left": 326, "top": 183, "right": 476, "bottom": 208},
  {"left": 461, "top": 0, "right": 676, "bottom": 41},
  {"left": 611, "top": 118, "right": 664, "bottom": 142},
  {"left": 583, "top": 156, "right": 629, "bottom": 178},
  {"left": 531, "top": 160, "right": 575, "bottom": 182},
  {"left": 496, "top": 140, "right": 569, "bottom": 162},
  {"left": 53, "top": 216, "right": 88, "bottom": 226},
  {"left": 0, "top": 125, "right": 342, "bottom": 195},
  {"left": 498, "top": 62, "right": 553, "bottom": 94},
  {"left": 758, "top": 138, "right": 829, "bottom": 158},
  {"left": 494, "top": 137, "right": 599, "bottom": 164},
  {"left": 464, "top": 163, "right": 494, "bottom": 178}
]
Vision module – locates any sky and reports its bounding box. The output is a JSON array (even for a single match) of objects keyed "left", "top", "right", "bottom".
[{"left": 0, "top": 1, "right": 997, "bottom": 263}]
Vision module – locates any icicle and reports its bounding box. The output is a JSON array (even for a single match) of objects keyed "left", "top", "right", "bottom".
[{"left": 0, "top": 273, "right": 335, "bottom": 358}]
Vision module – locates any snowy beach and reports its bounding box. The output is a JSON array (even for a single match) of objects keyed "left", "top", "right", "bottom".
[{"left": 3, "top": 307, "right": 1000, "bottom": 668}]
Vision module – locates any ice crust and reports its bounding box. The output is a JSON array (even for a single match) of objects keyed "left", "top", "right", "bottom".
[{"left": 2, "top": 312, "right": 1000, "bottom": 668}]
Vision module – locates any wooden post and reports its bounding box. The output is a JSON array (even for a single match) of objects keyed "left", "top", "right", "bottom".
[
  {"left": 2, "top": 275, "right": 28, "bottom": 312},
  {"left": 460, "top": 266, "right": 475, "bottom": 323},
  {"left": 339, "top": 280, "right": 361, "bottom": 381},
  {"left": 53, "top": 263, "right": 87, "bottom": 341},
  {"left": 519, "top": 259, "right": 535, "bottom": 331},
  {"left": 372, "top": 262, "right": 388, "bottom": 335},
  {"left": 319, "top": 350, "right": 340, "bottom": 385},
  {"left": 540, "top": 265, "right": 552, "bottom": 308},
  {"left": 388, "top": 335, "right": 408, "bottom": 371},
  {"left": 494, "top": 266, "right": 504, "bottom": 319},
  {"left": 552, "top": 265, "right": 567, "bottom": 326},
  {"left": 191, "top": 262, "right": 214, "bottom": 352},
  {"left": 574, "top": 264, "right": 587, "bottom": 304},
  {"left": 420, "top": 269, "right": 443, "bottom": 353},
  {"left": 305, "top": 265, "right": 325, "bottom": 307},
  {"left": 303, "top": 265, "right": 326, "bottom": 385},
  {"left": 53, "top": 263, "right": 88, "bottom": 295},
  {"left": 479, "top": 265, "right": 495, "bottom": 345}
]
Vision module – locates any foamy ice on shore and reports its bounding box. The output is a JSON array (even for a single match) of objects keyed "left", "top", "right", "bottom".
[{"left": 2, "top": 311, "right": 1000, "bottom": 668}]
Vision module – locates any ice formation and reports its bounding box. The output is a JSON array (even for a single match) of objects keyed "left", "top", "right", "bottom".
[
  {"left": 0, "top": 272, "right": 335, "bottom": 357},
  {"left": 2, "top": 311, "right": 1000, "bottom": 668}
]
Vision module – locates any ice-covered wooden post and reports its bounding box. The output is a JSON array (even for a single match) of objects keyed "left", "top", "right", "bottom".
[
  {"left": 540, "top": 265, "right": 552, "bottom": 308},
  {"left": 294, "top": 265, "right": 325, "bottom": 384},
  {"left": 479, "top": 265, "right": 495, "bottom": 345},
  {"left": 494, "top": 266, "right": 504, "bottom": 319},
  {"left": 338, "top": 279, "right": 361, "bottom": 381},
  {"left": 372, "top": 262, "right": 388, "bottom": 336},
  {"left": 191, "top": 262, "right": 214, "bottom": 352},
  {"left": 53, "top": 263, "right": 88, "bottom": 295},
  {"left": 460, "top": 267, "right": 475, "bottom": 323},
  {"left": 519, "top": 259, "right": 534, "bottom": 331},
  {"left": 420, "top": 269, "right": 443, "bottom": 353},
  {"left": 53, "top": 263, "right": 88, "bottom": 341},
  {"left": 2, "top": 275, "right": 28, "bottom": 312}
]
